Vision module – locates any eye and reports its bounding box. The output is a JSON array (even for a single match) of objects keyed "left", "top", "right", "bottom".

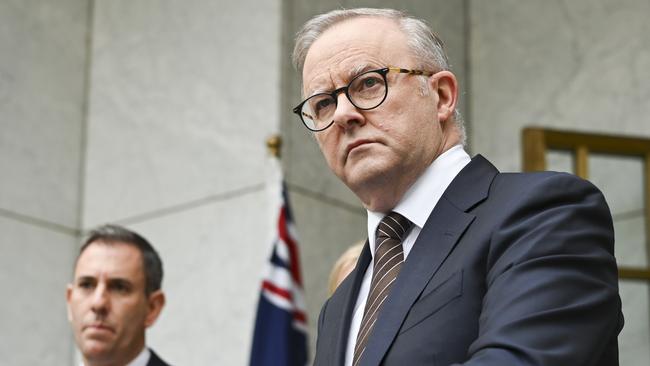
[
  {"left": 79, "top": 282, "right": 92, "bottom": 290},
  {"left": 361, "top": 77, "right": 379, "bottom": 89},
  {"left": 308, "top": 95, "right": 335, "bottom": 118},
  {"left": 109, "top": 281, "right": 131, "bottom": 294},
  {"left": 351, "top": 73, "right": 385, "bottom": 94},
  {"left": 315, "top": 98, "right": 334, "bottom": 112},
  {"left": 77, "top": 278, "right": 95, "bottom": 291}
]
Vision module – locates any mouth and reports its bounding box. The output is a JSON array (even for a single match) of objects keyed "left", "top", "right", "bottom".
[
  {"left": 345, "top": 139, "right": 375, "bottom": 156},
  {"left": 84, "top": 323, "right": 115, "bottom": 334}
]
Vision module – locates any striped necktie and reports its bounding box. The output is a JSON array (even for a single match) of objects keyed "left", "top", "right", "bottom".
[{"left": 353, "top": 211, "right": 412, "bottom": 366}]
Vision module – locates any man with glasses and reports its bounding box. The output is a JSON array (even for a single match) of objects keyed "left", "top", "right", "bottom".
[{"left": 292, "top": 8, "right": 623, "bottom": 366}]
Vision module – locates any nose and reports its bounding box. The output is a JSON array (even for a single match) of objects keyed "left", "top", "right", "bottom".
[
  {"left": 90, "top": 285, "right": 109, "bottom": 316},
  {"left": 331, "top": 92, "right": 365, "bottom": 131}
]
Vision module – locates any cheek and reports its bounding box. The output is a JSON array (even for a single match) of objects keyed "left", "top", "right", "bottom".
[
  {"left": 316, "top": 134, "right": 340, "bottom": 165},
  {"left": 117, "top": 298, "right": 145, "bottom": 320},
  {"left": 375, "top": 105, "right": 407, "bottom": 133},
  {"left": 71, "top": 305, "right": 83, "bottom": 320},
  {"left": 69, "top": 299, "right": 87, "bottom": 321},
  {"left": 116, "top": 303, "right": 148, "bottom": 337}
]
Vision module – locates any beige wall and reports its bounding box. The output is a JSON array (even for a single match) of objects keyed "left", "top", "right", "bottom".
[
  {"left": 0, "top": 0, "right": 87, "bottom": 364},
  {"left": 470, "top": 1, "right": 650, "bottom": 364},
  {"left": 83, "top": 1, "right": 282, "bottom": 364},
  {"left": 1, "top": 0, "right": 282, "bottom": 364}
]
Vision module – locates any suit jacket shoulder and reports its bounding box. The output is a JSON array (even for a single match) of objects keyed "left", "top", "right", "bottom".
[
  {"left": 314, "top": 155, "right": 623, "bottom": 366},
  {"left": 147, "top": 349, "right": 171, "bottom": 366}
]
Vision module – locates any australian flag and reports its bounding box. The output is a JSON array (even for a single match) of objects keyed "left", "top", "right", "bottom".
[{"left": 250, "top": 182, "right": 308, "bottom": 366}]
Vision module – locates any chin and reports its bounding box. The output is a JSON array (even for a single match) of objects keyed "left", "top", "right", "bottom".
[
  {"left": 82, "top": 341, "right": 113, "bottom": 358},
  {"left": 343, "top": 169, "right": 385, "bottom": 197}
]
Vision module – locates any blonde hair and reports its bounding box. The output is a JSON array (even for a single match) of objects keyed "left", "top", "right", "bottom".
[{"left": 328, "top": 242, "right": 365, "bottom": 295}]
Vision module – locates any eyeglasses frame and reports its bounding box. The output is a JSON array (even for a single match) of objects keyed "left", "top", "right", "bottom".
[{"left": 293, "top": 66, "right": 436, "bottom": 132}]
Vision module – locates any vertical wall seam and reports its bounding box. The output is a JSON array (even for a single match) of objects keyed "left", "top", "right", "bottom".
[
  {"left": 70, "top": 1, "right": 96, "bottom": 363},
  {"left": 77, "top": 0, "right": 95, "bottom": 239},
  {"left": 463, "top": 0, "right": 473, "bottom": 153},
  {"left": 279, "top": 0, "right": 295, "bottom": 180}
]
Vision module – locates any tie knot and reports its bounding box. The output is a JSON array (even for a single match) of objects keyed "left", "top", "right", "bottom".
[{"left": 376, "top": 212, "right": 412, "bottom": 241}]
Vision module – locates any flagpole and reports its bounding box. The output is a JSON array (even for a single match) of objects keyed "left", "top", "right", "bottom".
[
  {"left": 251, "top": 134, "right": 309, "bottom": 366},
  {"left": 266, "top": 135, "right": 282, "bottom": 158},
  {"left": 266, "top": 134, "right": 283, "bottom": 223},
  {"left": 264, "top": 134, "right": 283, "bottom": 249}
]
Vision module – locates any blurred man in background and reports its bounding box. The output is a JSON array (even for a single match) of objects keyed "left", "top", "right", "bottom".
[{"left": 66, "top": 224, "right": 169, "bottom": 366}]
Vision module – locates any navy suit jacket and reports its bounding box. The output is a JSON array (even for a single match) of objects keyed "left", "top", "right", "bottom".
[
  {"left": 147, "top": 349, "right": 170, "bottom": 366},
  {"left": 313, "top": 155, "right": 623, "bottom": 365}
]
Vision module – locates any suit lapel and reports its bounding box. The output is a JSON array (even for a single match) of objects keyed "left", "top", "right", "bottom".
[
  {"left": 147, "top": 349, "right": 168, "bottom": 366},
  {"left": 332, "top": 240, "right": 372, "bottom": 366},
  {"left": 360, "top": 155, "right": 498, "bottom": 365}
]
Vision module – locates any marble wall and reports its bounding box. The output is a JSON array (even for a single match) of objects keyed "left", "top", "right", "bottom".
[
  {"left": 0, "top": 0, "right": 88, "bottom": 364},
  {"left": 471, "top": 0, "right": 650, "bottom": 169},
  {"left": 83, "top": 1, "right": 282, "bottom": 364},
  {"left": 470, "top": 0, "right": 650, "bottom": 364},
  {"left": 2, "top": 0, "right": 282, "bottom": 364}
]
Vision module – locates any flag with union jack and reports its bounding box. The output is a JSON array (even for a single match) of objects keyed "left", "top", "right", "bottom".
[{"left": 249, "top": 180, "right": 308, "bottom": 366}]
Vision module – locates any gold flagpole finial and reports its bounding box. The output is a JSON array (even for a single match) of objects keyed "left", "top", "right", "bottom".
[{"left": 266, "top": 135, "right": 282, "bottom": 158}]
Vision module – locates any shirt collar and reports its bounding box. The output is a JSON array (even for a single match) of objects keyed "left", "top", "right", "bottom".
[
  {"left": 81, "top": 347, "right": 150, "bottom": 366},
  {"left": 367, "top": 145, "right": 471, "bottom": 255},
  {"left": 127, "top": 348, "right": 151, "bottom": 366}
]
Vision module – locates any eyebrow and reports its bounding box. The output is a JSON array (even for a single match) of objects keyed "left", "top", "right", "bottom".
[
  {"left": 75, "top": 276, "right": 96, "bottom": 283},
  {"left": 307, "top": 63, "right": 380, "bottom": 96},
  {"left": 347, "top": 63, "right": 375, "bottom": 80},
  {"left": 75, "top": 275, "right": 134, "bottom": 286},
  {"left": 108, "top": 278, "right": 134, "bottom": 290}
]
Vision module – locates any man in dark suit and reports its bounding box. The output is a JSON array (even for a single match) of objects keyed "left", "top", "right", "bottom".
[
  {"left": 66, "top": 224, "right": 171, "bottom": 366},
  {"left": 291, "top": 8, "right": 623, "bottom": 365}
]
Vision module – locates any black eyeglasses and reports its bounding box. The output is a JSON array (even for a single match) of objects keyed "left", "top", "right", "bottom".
[{"left": 293, "top": 67, "right": 435, "bottom": 132}]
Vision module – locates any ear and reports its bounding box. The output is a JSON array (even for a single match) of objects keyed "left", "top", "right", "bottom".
[
  {"left": 66, "top": 284, "right": 73, "bottom": 322},
  {"left": 429, "top": 71, "right": 458, "bottom": 122},
  {"left": 144, "top": 290, "right": 166, "bottom": 328}
]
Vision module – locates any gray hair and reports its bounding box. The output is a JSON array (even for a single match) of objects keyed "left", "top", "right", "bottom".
[{"left": 292, "top": 8, "right": 465, "bottom": 145}]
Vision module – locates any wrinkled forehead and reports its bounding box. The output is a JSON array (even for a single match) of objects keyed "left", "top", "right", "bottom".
[
  {"left": 302, "top": 17, "right": 412, "bottom": 95},
  {"left": 304, "top": 63, "right": 378, "bottom": 94}
]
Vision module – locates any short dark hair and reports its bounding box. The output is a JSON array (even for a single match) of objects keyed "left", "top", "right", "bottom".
[{"left": 78, "top": 224, "right": 163, "bottom": 295}]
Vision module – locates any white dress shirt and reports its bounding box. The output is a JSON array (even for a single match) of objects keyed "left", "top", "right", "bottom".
[
  {"left": 344, "top": 145, "right": 471, "bottom": 366},
  {"left": 126, "top": 348, "right": 151, "bottom": 366},
  {"left": 80, "top": 347, "right": 150, "bottom": 366}
]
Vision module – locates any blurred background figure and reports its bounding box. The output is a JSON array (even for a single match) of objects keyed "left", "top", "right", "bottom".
[
  {"left": 328, "top": 242, "right": 364, "bottom": 296},
  {"left": 66, "top": 225, "right": 170, "bottom": 366}
]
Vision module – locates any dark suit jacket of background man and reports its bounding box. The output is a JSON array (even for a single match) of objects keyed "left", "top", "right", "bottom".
[
  {"left": 148, "top": 349, "right": 170, "bottom": 366},
  {"left": 314, "top": 155, "right": 623, "bottom": 366}
]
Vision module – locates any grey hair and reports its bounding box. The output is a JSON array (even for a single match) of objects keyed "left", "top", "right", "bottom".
[{"left": 292, "top": 8, "right": 465, "bottom": 145}]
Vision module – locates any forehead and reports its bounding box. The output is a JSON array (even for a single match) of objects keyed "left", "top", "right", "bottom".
[
  {"left": 302, "top": 17, "right": 413, "bottom": 93},
  {"left": 75, "top": 241, "right": 144, "bottom": 282}
]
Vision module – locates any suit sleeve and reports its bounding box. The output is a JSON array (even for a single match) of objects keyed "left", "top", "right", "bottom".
[
  {"left": 458, "top": 173, "right": 623, "bottom": 365},
  {"left": 313, "top": 298, "right": 330, "bottom": 366}
]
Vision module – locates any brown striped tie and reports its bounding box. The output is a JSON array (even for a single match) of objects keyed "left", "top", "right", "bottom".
[{"left": 352, "top": 212, "right": 412, "bottom": 366}]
